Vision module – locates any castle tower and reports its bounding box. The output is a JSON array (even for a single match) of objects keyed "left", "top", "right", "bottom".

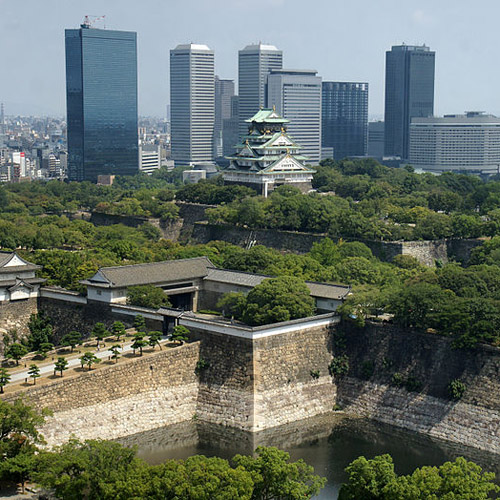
[{"left": 223, "top": 108, "right": 315, "bottom": 197}]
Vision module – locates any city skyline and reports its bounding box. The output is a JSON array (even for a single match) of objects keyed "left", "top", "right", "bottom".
[{"left": 2, "top": 0, "right": 500, "bottom": 118}]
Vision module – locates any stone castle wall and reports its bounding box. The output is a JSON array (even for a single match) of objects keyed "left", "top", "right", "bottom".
[
  {"left": 253, "top": 326, "right": 336, "bottom": 430},
  {"left": 336, "top": 322, "right": 500, "bottom": 453},
  {"left": 192, "top": 222, "right": 483, "bottom": 266},
  {"left": 2, "top": 342, "right": 200, "bottom": 447},
  {"left": 195, "top": 330, "right": 255, "bottom": 430},
  {"left": 192, "top": 324, "right": 337, "bottom": 432},
  {"left": 0, "top": 298, "right": 38, "bottom": 352},
  {"left": 1, "top": 309, "right": 499, "bottom": 454}
]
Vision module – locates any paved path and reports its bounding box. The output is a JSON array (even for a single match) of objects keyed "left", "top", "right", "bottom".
[{"left": 9, "top": 338, "right": 168, "bottom": 383}]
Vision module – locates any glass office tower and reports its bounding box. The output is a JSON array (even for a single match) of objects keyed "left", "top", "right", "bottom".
[
  {"left": 65, "top": 25, "right": 138, "bottom": 181},
  {"left": 384, "top": 44, "right": 435, "bottom": 159},
  {"left": 238, "top": 43, "right": 282, "bottom": 138},
  {"left": 214, "top": 77, "right": 235, "bottom": 159},
  {"left": 321, "top": 82, "right": 368, "bottom": 160}
]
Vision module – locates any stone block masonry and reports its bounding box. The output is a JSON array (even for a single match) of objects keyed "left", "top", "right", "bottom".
[
  {"left": 2, "top": 343, "right": 200, "bottom": 447},
  {"left": 253, "top": 327, "right": 336, "bottom": 430},
  {"left": 192, "top": 318, "right": 338, "bottom": 432},
  {"left": 0, "top": 297, "right": 38, "bottom": 348},
  {"left": 1, "top": 312, "right": 499, "bottom": 456},
  {"left": 191, "top": 222, "right": 483, "bottom": 266},
  {"left": 336, "top": 322, "right": 500, "bottom": 453}
]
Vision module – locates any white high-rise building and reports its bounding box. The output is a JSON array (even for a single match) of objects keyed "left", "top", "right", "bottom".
[
  {"left": 409, "top": 112, "right": 500, "bottom": 173},
  {"left": 267, "top": 69, "right": 322, "bottom": 165},
  {"left": 139, "top": 144, "right": 162, "bottom": 175},
  {"left": 170, "top": 43, "right": 215, "bottom": 165},
  {"left": 238, "top": 43, "right": 282, "bottom": 137}
]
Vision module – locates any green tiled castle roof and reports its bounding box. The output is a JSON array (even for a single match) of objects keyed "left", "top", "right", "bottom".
[{"left": 245, "top": 108, "right": 289, "bottom": 124}]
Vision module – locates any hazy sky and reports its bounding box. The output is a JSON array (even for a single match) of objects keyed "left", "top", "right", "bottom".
[{"left": 1, "top": 0, "right": 499, "bottom": 118}]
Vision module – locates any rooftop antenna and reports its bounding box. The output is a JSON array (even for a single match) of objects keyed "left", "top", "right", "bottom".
[{"left": 81, "top": 15, "right": 106, "bottom": 29}]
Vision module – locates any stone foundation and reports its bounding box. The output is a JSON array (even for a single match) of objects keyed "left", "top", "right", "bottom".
[
  {"left": 1, "top": 319, "right": 499, "bottom": 455},
  {"left": 338, "top": 378, "right": 500, "bottom": 454},
  {"left": 0, "top": 298, "right": 38, "bottom": 351}
]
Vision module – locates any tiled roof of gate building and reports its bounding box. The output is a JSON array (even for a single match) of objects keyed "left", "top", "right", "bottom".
[{"left": 81, "top": 257, "right": 214, "bottom": 288}]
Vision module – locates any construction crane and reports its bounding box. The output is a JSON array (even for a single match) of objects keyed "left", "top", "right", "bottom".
[{"left": 81, "top": 15, "right": 106, "bottom": 29}]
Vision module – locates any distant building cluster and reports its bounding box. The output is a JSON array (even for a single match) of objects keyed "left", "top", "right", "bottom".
[
  {"left": 0, "top": 107, "right": 68, "bottom": 182},
  {"left": 3, "top": 23, "right": 500, "bottom": 185}
]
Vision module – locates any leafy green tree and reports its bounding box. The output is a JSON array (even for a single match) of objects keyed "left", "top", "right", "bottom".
[
  {"left": 338, "top": 454, "right": 398, "bottom": 499},
  {"left": 27, "top": 364, "right": 40, "bottom": 385},
  {"left": 80, "top": 352, "right": 100, "bottom": 371},
  {"left": 61, "top": 330, "right": 82, "bottom": 352},
  {"left": 54, "top": 357, "right": 68, "bottom": 377},
  {"left": 148, "top": 454, "right": 254, "bottom": 500},
  {"left": 92, "top": 322, "right": 110, "bottom": 348},
  {"left": 233, "top": 446, "right": 326, "bottom": 500},
  {"left": 242, "top": 276, "right": 315, "bottom": 326},
  {"left": 1, "top": 450, "right": 37, "bottom": 494},
  {"left": 133, "top": 314, "right": 147, "bottom": 333},
  {"left": 26, "top": 312, "right": 53, "bottom": 352},
  {"left": 217, "top": 291, "right": 247, "bottom": 319},
  {"left": 127, "top": 285, "right": 172, "bottom": 309},
  {"left": 111, "top": 321, "right": 127, "bottom": 341},
  {"left": 0, "top": 368, "right": 11, "bottom": 393},
  {"left": 171, "top": 325, "right": 190, "bottom": 345},
  {"left": 389, "top": 282, "right": 454, "bottom": 329},
  {"left": 36, "top": 342, "right": 54, "bottom": 360},
  {"left": 309, "top": 238, "right": 341, "bottom": 267},
  {"left": 131, "top": 334, "right": 148, "bottom": 356},
  {"left": 339, "top": 454, "right": 499, "bottom": 500},
  {"left": 34, "top": 439, "right": 147, "bottom": 500},
  {"left": 5, "top": 343, "right": 28, "bottom": 366},
  {"left": 109, "top": 345, "right": 121, "bottom": 363},
  {"left": 338, "top": 285, "right": 389, "bottom": 327},
  {"left": 148, "top": 331, "right": 162, "bottom": 350},
  {"left": 0, "top": 398, "right": 50, "bottom": 461}
]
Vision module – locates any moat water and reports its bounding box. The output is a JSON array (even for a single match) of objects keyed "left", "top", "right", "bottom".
[{"left": 118, "top": 413, "right": 500, "bottom": 499}]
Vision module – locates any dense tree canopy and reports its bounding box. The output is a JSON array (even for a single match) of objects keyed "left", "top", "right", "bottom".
[
  {"left": 126, "top": 285, "right": 172, "bottom": 309},
  {"left": 338, "top": 454, "right": 499, "bottom": 500},
  {"left": 218, "top": 276, "right": 315, "bottom": 326},
  {"left": 31, "top": 439, "right": 325, "bottom": 500}
]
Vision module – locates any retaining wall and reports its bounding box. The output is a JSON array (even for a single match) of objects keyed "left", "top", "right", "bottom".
[
  {"left": 192, "top": 222, "right": 483, "bottom": 266},
  {"left": 336, "top": 322, "right": 500, "bottom": 453},
  {"left": 2, "top": 343, "right": 200, "bottom": 447}
]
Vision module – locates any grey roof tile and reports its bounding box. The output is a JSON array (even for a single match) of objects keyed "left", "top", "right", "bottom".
[
  {"left": 205, "top": 268, "right": 350, "bottom": 300},
  {"left": 84, "top": 257, "right": 214, "bottom": 288}
]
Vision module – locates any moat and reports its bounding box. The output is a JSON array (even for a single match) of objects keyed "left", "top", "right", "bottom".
[{"left": 118, "top": 413, "right": 500, "bottom": 500}]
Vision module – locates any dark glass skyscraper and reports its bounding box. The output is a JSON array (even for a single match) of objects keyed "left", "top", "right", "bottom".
[
  {"left": 321, "top": 82, "right": 368, "bottom": 160},
  {"left": 384, "top": 44, "right": 435, "bottom": 159},
  {"left": 214, "top": 77, "right": 235, "bottom": 159},
  {"left": 65, "top": 25, "right": 138, "bottom": 181}
]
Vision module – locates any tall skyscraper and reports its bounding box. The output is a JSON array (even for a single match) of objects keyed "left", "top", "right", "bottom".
[
  {"left": 222, "top": 96, "right": 240, "bottom": 159},
  {"left": 368, "top": 121, "right": 385, "bottom": 159},
  {"left": 384, "top": 44, "right": 435, "bottom": 159},
  {"left": 65, "top": 24, "right": 138, "bottom": 181},
  {"left": 214, "top": 77, "right": 235, "bottom": 159},
  {"left": 267, "top": 69, "right": 322, "bottom": 164},
  {"left": 170, "top": 44, "right": 215, "bottom": 165},
  {"left": 238, "top": 43, "right": 282, "bottom": 136},
  {"left": 322, "top": 82, "right": 369, "bottom": 160}
]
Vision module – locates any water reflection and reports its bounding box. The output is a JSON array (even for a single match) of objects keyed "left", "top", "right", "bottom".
[{"left": 118, "top": 413, "right": 500, "bottom": 500}]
